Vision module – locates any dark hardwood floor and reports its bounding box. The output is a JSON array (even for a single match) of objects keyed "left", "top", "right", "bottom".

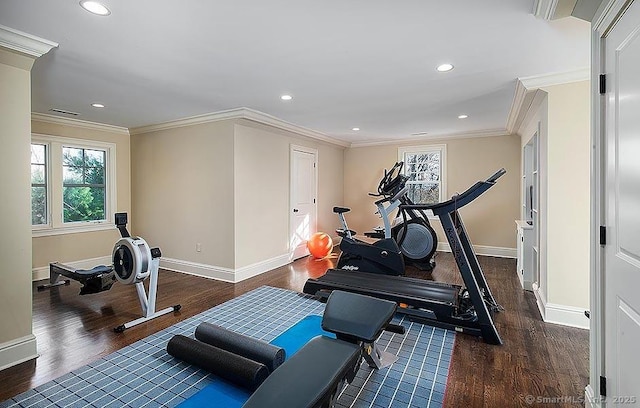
[{"left": 0, "top": 252, "right": 589, "bottom": 407}]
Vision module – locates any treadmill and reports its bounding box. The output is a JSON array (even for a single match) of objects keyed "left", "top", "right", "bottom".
[{"left": 304, "top": 168, "right": 506, "bottom": 345}]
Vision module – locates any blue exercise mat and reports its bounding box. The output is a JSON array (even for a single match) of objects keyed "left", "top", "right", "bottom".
[{"left": 178, "top": 315, "right": 332, "bottom": 408}]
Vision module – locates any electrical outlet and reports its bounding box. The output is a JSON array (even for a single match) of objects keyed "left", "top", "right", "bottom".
[{"left": 196, "top": 243, "right": 202, "bottom": 252}]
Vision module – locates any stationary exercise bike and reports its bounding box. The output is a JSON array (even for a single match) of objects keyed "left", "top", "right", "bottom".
[
  {"left": 334, "top": 185, "right": 407, "bottom": 275},
  {"left": 364, "top": 162, "right": 438, "bottom": 271}
]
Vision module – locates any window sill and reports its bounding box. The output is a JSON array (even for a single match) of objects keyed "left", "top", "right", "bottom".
[{"left": 32, "top": 222, "right": 115, "bottom": 238}]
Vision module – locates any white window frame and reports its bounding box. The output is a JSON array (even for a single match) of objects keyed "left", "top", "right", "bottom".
[
  {"left": 398, "top": 144, "right": 447, "bottom": 209},
  {"left": 31, "top": 134, "right": 117, "bottom": 237}
]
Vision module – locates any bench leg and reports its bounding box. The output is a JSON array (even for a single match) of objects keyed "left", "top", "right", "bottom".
[{"left": 363, "top": 342, "right": 398, "bottom": 369}]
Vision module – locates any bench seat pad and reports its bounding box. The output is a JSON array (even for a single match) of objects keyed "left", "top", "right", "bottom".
[{"left": 243, "top": 335, "right": 360, "bottom": 408}]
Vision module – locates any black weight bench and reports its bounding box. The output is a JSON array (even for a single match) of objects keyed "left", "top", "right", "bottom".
[{"left": 243, "top": 290, "right": 402, "bottom": 408}]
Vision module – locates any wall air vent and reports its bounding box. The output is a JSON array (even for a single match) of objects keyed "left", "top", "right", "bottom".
[{"left": 48, "top": 108, "right": 80, "bottom": 116}]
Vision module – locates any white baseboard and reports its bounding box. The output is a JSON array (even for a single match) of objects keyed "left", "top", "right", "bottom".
[
  {"left": 33, "top": 253, "right": 293, "bottom": 284},
  {"left": 585, "top": 385, "right": 600, "bottom": 408},
  {"left": 32, "top": 255, "right": 112, "bottom": 282},
  {"left": 532, "top": 286, "right": 589, "bottom": 329},
  {"left": 545, "top": 302, "right": 590, "bottom": 329},
  {"left": 0, "top": 334, "right": 38, "bottom": 371},
  {"left": 235, "top": 253, "right": 292, "bottom": 282},
  {"left": 436, "top": 242, "right": 516, "bottom": 258},
  {"left": 162, "top": 253, "right": 293, "bottom": 283},
  {"left": 160, "top": 257, "right": 235, "bottom": 282},
  {"left": 534, "top": 286, "right": 546, "bottom": 320}
]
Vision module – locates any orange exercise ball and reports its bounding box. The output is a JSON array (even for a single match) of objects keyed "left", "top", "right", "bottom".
[{"left": 307, "top": 232, "right": 334, "bottom": 259}]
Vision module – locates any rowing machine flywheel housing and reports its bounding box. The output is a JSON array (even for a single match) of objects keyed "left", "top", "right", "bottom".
[{"left": 112, "top": 237, "right": 152, "bottom": 285}]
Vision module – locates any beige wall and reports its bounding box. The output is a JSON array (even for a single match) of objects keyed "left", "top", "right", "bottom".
[
  {"left": 543, "top": 81, "right": 590, "bottom": 309},
  {"left": 130, "top": 119, "right": 344, "bottom": 277},
  {"left": 0, "top": 48, "right": 36, "bottom": 361},
  {"left": 517, "top": 80, "right": 590, "bottom": 314},
  {"left": 130, "top": 120, "right": 236, "bottom": 269},
  {"left": 344, "top": 135, "right": 521, "bottom": 250},
  {"left": 31, "top": 120, "right": 132, "bottom": 269},
  {"left": 233, "top": 120, "right": 345, "bottom": 268}
]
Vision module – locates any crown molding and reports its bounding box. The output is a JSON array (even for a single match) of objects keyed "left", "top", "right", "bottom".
[
  {"left": 533, "top": 0, "right": 581, "bottom": 20},
  {"left": 129, "top": 108, "right": 245, "bottom": 134},
  {"left": 519, "top": 68, "right": 590, "bottom": 89},
  {"left": 240, "top": 108, "right": 350, "bottom": 147},
  {"left": 350, "top": 128, "right": 509, "bottom": 148},
  {"left": 533, "top": 0, "right": 558, "bottom": 20},
  {"left": 506, "top": 68, "right": 590, "bottom": 134},
  {"left": 520, "top": 89, "right": 548, "bottom": 133},
  {"left": 31, "top": 113, "right": 130, "bottom": 135},
  {"left": 0, "top": 25, "right": 57, "bottom": 58},
  {"left": 506, "top": 80, "right": 530, "bottom": 134},
  {"left": 129, "top": 107, "right": 350, "bottom": 147}
]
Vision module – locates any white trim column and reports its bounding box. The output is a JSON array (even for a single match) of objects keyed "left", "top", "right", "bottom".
[{"left": 0, "top": 24, "right": 57, "bottom": 371}]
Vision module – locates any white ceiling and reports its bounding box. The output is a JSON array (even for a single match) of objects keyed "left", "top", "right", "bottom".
[{"left": 0, "top": 0, "right": 590, "bottom": 144}]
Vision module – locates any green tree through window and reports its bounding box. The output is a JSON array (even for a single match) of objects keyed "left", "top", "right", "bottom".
[
  {"left": 62, "top": 147, "right": 106, "bottom": 222},
  {"left": 31, "top": 144, "right": 47, "bottom": 225}
]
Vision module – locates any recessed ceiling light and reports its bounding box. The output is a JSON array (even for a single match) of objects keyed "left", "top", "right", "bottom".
[
  {"left": 352, "top": 127, "right": 360, "bottom": 131},
  {"left": 281, "top": 95, "right": 292, "bottom": 101},
  {"left": 80, "top": 1, "right": 111, "bottom": 16},
  {"left": 436, "top": 63, "right": 454, "bottom": 72},
  {"left": 458, "top": 114, "right": 468, "bottom": 119},
  {"left": 91, "top": 103, "right": 105, "bottom": 108}
]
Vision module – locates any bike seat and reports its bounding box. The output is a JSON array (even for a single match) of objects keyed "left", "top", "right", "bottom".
[
  {"left": 336, "top": 229, "right": 357, "bottom": 237},
  {"left": 333, "top": 207, "right": 351, "bottom": 214}
]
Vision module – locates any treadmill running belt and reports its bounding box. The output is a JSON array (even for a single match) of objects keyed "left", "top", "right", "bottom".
[{"left": 305, "top": 269, "right": 460, "bottom": 306}]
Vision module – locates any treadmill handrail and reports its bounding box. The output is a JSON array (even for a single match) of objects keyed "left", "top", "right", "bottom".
[{"left": 399, "top": 168, "right": 505, "bottom": 214}]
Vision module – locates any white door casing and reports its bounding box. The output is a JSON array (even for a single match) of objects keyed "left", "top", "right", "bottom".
[
  {"left": 603, "top": 1, "right": 640, "bottom": 403},
  {"left": 290, "top": 145, "right": 317, "bottom": 260}
]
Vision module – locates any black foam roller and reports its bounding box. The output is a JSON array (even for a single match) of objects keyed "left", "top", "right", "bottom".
[
  {"left": 167, "top": 335, "right": 269, "bottom": 390},
  {"left": 195, "top": 323, "right": 286, "bottom": 373}
]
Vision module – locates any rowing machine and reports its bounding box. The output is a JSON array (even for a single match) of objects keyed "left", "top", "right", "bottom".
[{"left": 112, "top": 212, "right": 181, "bottom": 332}]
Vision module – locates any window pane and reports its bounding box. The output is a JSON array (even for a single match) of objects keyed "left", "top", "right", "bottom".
[
  {"left": 63, "top": 186, "right": 105, "bottom": 222},
  {"left": 31, "top": 187, "right": 47, "bottom": 225},
  {"left": 63, "top": 166, "right": 84, "bottom": 184},
  {"left": 31, "top": 144, "right": 46, "bottom": 164},
  {"left": 85, "top": 166, "right": 104, "bottom": 185},
  {"left": 31, "top": 164, "right": 45, "bottom": 184},
  {"left": 31, "top": 143, "right": 47, "bottom": 226},
  {"left": 63, "top": 147, "right": 83, "bottom": 166},
  {"left": 407, "top": 183, "right": 439, "bottom": 205},
  {"left": 85, "top": 149, "right": 104, "bottom": 166},
  {"left": 406, "top": 152, "right": 439, "bottom": 182}
]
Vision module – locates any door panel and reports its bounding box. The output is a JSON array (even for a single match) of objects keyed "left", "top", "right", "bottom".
[
  {"left": 605, "top": 1, "right": 640, "bottom": 402},
  {"left": 617, "top": 300, "right": 640, "bottom": 401},
  {"left": 290, "top": 148, "right": 317, "bottom": 260}
]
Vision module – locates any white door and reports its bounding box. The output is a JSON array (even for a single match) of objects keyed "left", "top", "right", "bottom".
[
  {"left": 290, "top": 146, "right": 317, "bottom": 260},
  {"left": 604, "top": 1, "right": 640, "bottom": 402}
]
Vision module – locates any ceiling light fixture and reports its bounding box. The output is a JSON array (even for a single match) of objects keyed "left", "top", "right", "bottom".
[
  {"left": 80, "top": 1, "right": 111, "bottom": 16},
  {"left": 352, "top": 127, "right": 360, "bottom": 131},
  {"left": 436, "top": 63, "right": 454, "bottom": 72},
  {"left": 281, "top": 95, "right": 292, "bottom": 101},
  {"left": 91, "top": 103, "right": 105, "bottom": 108},
  {"left": 458, "top": 114, "right": 468, "bottom": 119}
]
